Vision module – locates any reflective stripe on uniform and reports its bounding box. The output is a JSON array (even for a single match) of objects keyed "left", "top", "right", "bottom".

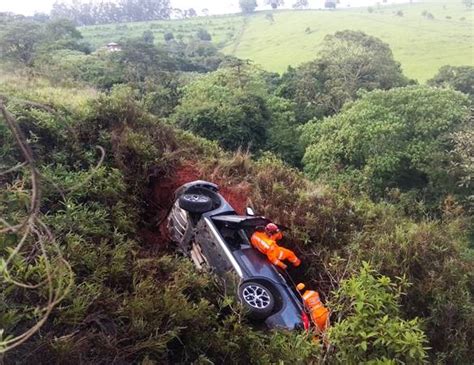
[
  {"left": 253, "top": 236, "right": 271, "bottom": 249},
  {"left": 303, "top": 291, "right": 322, "bottom": 308}
]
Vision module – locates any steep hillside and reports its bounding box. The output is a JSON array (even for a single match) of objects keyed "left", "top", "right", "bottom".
[
  {"left": 80, "top": 1, "right": 473, "bottom": 82},
  {"left": 1, "top": 72, "right": 472, "bottom": 363}
]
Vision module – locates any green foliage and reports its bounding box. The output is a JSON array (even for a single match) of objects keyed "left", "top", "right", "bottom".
[
  {"left": 51, "top": 0, "right": 172, "bottom": 25},
  {"left": 0, "top": 17, "right": 89, "bottom": 66},
  {"left": 1, "top": 23, "right": 473, "bottom": 363},
  {"left": 328, "top": 263, "right": 428, "bottom": 363},
  {"left": 239, "top": 0, "right": 258, "bottom": 14},
  {"left": 78, "top": 2, "right": 474, "bottom": 82},
  {"left": 37, "top": 49, "right": 124, "bottom": 89},
  {"left": 302, "top": 86, "right": 471, "bottom": 205},
  {"left": 172, "top": 65, "right": 306, "bottom": 165},
  {"left": 163, "top": 31, "right": 174, "bottom": 41},
  {"left": 279, "top": 30, "right": 409, "bottom": 120},
  {"left": 196, "top": 28, "right": 212, "bottom": 41},
  {"left": 450, "top": 129, "right": 474, "bottom": 190},
  {"left": 428, "top": 65, "right": 474, "bottom": 99},
  {"left": 347, "top": 203, "right": 474, "bottom": 363},
  {"left": 172, "top": 66, "right": 271, "bottom": 152},
  {"left": 265, "top": 96, "right": 305, "bottom": 166},
  {"left": 0, "top": 19, "right": 45, "bottom": 65}
]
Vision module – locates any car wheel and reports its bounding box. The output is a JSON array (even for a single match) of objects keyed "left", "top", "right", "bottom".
[
  {"left": 178, "top": 194, "right": 213, "bottom": 214},
  {"left": 238, "top": 281, "right": 275, "bottom": 319}
]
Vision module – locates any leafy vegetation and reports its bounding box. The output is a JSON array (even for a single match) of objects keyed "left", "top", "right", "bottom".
[
  {"left": 328, "top": 263, "right": 428, "bottom": 363},
  {"left": 428, "top": 65, "right": 474, "bottom": 99},
  {"left": 51, "top": 0, "right": 171, "bottom": 25},
  {"left": 302, "top": 86, "right": 471, "bottom": 207},
  {"left": 0, "top": 7, "right": 473, "bottom": 365},
  {"left": 278, "top": 30, "right": 409, "bottom": 121},
  {"left": 78, "top": 1, "right": 474, "bottom": 82}
]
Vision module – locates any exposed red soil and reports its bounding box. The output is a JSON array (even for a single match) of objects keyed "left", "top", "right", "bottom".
[
  {"left": 217, "top": 181, "right": 251, "bottom": 215},
  {"left": 143, "top": 161, "right": 253, "bottom": 248}
]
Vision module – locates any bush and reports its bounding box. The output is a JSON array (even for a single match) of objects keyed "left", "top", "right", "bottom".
[
  {"left": 163, "top": 31, "right": 174, "bottom": 41},
  {"left": 302, "top": 86, "right": 471, "bottom": 207},
  {"left": 428, "top": 65, "right": 474, "bottom": 99},
  {"left": 278, "top": 30, "right": 409, "bottom": 121},
  {"left": 196, "top": 28, "right": 212, "bottom": 41},
  {"left": 172, "top": 69, "right": 270, "bottom": 152},
  {"left": 328, "top": 263, "right": 428, "bottom": 363}
]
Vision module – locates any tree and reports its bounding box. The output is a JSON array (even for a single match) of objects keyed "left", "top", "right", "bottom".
[
  {"left": 44, "top": 18, "right": 82, "bottom": 41},
  {"left": 428, "top": 65, "right": 474, "bottom": 98},
  {"left": 266, "top": 0, "right": 285, "bottom": 9},
  {"left": 450, "top": 129, "right": 474, "bottom": 189},
  {"left": 196, "top": 28, "right": 212, "bottom": 41},
  {"left": 163, "top": 32, "right": 174, "bottom": 41},
  {"left": 142, "top": 30, "right": 155, "bottom": 44},
  {"left": 278, "top": 30, "right": 409, "bottom": 121},
  {"left": 324, "top": 0, "right": 336, "bottom": 9},
  {"left": 266, "top": 96, "right": 304, "bottom": 166},
  {"left": 186, "top": 8, "right": 197, "bottom": 17},
  {"left": 0, "top": 19, "right": 45, "bottom": 65},
  {"left": 172, "top": 66, "right": 271, "bottom": 152},
  {"left": 51, "top": 0, "right": 172, "bottom": 25},
  {"left": 116, "top": 39, "right": 175, "bottom": 83},
  {"left": 302, "top": 86, "right": 471, "bottom": 202},
  {"left": 239, "top": 0, "right": 258, "bottom": 14},
  {"left": 293, "top": 0, "right": 309, "bottom": 9}
]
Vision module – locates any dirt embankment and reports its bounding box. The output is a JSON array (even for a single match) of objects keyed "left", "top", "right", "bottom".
[{"left": 141, "top": 161, "right": 252, "bottom": 248}]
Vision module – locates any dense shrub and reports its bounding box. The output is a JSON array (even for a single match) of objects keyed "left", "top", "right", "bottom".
[
  {"left": 428, "top": 65, "right": 474, "bottom": 99},
  {"left": 327, "top": 263, "right": 428, "bottom": 363},
  {"left": 173, "top": 65, "right": 304, "bottom": 165},
  {"left": 278, "top": 30, "right": 409, "bottom": 121},
  {"left": 1, "top": 67, "right": 472, "bottom": 364},
  {"left": 302, "top": 86, "right": 471, "bottom": 207}
]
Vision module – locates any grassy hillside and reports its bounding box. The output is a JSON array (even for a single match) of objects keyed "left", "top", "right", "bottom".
[{"left": 80, "top": 1, "right": 473, "bottom": 82}]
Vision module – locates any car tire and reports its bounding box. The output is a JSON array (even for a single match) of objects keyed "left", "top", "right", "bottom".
[
  {"left": 178, "top": 194, "right": 213, "bottom": 214},
  {"left": 238, "top": 281, "right": 275, "bottom": 319}
]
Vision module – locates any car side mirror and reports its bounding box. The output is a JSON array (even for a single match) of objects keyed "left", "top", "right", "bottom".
[{"left": 246, "top": 207, "right": 255, "bottom": 216}]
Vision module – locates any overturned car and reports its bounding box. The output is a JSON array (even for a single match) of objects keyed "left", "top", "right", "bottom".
[{"left": 166, "top": 180, "right": 309, "bottom": 331}]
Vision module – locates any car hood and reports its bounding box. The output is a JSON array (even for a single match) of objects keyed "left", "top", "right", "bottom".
[{"left": 233, "top": 247, "right": 305, "bottom": 330}]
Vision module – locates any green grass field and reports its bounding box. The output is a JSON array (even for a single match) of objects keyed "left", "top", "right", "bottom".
[{"left": 80, "top": 1, "right": 473, "bottom": 82}]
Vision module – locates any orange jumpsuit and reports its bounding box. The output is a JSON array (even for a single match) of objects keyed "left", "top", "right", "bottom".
[
  {"left": 301, "top": 290, "right": 330, "bottom": 334},
  {"left": 250, "top": 231, "right": 301, "bottom": 269}
]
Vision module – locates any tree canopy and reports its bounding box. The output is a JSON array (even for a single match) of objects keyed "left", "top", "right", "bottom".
[
  {"left": 428, "top": 65, "right": 474, "bottom": 99},
  {"left": 278, "top": 30, "right": 409, "bottom": 121},
  {"left": 239, "top": 0, "right": 258, "bottom": 14},
  {"left": 302, "top": 86, "right": 471, "bottom": 202},
  {"left": 51, "top": 0, "right": 171, "bottom": 25},
  {"left": 0, "top": 18, "right": 89, "bottom": 66},
  {"left": 172, "top": 66, "right": 271, "bottom": 152}
]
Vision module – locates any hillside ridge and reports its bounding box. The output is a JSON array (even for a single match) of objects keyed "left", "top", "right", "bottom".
[{"left": 80, "top": 1, "right": 474, "bottom": 81}]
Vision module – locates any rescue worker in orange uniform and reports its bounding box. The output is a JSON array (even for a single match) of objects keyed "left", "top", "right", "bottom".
[
  {"left": 250, "top": 223, "right": 301, "bottom": 270},
  {"left": 297, "top": 283, "right": 330, "bottom": 334}
]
